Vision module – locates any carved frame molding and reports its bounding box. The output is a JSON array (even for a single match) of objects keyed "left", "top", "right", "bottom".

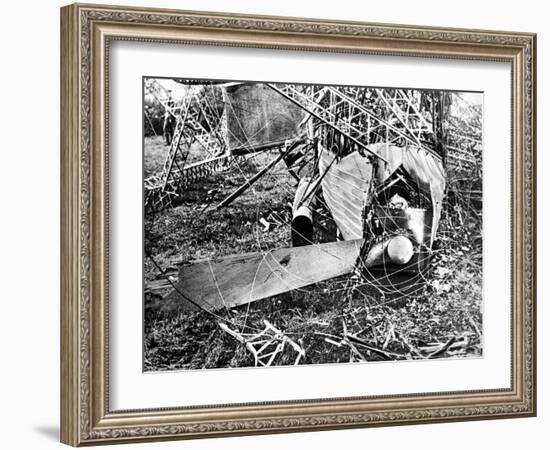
[{"left": 60, "top": 3, "right": 536, "bottom": 446}]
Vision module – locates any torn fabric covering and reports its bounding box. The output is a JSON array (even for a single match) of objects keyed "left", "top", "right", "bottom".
[{"left": 319, "top": 143, "right": 446, "bottom": 244}]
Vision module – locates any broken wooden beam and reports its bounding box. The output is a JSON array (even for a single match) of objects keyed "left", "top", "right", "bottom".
[{"left": 165, "top": 239, "right": 364, "bottom": 312}]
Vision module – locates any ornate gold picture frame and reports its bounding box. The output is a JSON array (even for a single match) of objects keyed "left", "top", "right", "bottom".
[{"left": 60, "top": 3, "right": 536, "bottom": 446}]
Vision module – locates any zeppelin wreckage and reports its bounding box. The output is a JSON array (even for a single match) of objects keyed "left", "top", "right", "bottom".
[{"left": 144, "top": 80, "right": 480, "bottom": 314}]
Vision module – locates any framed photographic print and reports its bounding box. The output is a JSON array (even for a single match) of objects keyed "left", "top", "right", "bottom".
[{"left": 60, "top": 3, "right": 537, "bottom": 446}]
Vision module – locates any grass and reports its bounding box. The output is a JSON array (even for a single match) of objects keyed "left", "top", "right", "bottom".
[
  {"left": 143, "top": 136, "right": 483, "bottom": 371},
  {"left": 144, "top": 135, "right": 217, "bottom": 178}
]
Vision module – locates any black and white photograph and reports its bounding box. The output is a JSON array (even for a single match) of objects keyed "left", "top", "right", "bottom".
[{"left": 143, "top": 78, "right": 483, "bottom": 371}]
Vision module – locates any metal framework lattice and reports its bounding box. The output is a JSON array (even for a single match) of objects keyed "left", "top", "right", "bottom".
[
  {"left": 144, "top": 81, "right": 480, "bottom": 212},
  {"left": 144, "top": 80, "right": 229, "bottom": 211},
  {"left": 266, "top": 84, "right": 440, "bottom": 159}
]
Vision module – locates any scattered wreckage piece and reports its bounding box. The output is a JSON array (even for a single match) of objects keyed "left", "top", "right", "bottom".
[
  {"left": 323, "top": 321, "right": 395, "bottom": 362},
  {"left": 164, "top": 239, "right": 363, "bottom": 312},
  {"left": 219, "top": 320, "right": 305, "bottom": 367},
  {"left": 324, "top": 320, "right": 470, "bottom": 362}
]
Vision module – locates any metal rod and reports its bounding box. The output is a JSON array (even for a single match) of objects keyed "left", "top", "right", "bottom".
[{"left": 215, "top": 142, "right": 299, "bottom": 210}]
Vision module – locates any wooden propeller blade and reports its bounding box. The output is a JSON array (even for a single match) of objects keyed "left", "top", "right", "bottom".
[{"left": 165, "top": 239, "right": 364, "bottom": 312}]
